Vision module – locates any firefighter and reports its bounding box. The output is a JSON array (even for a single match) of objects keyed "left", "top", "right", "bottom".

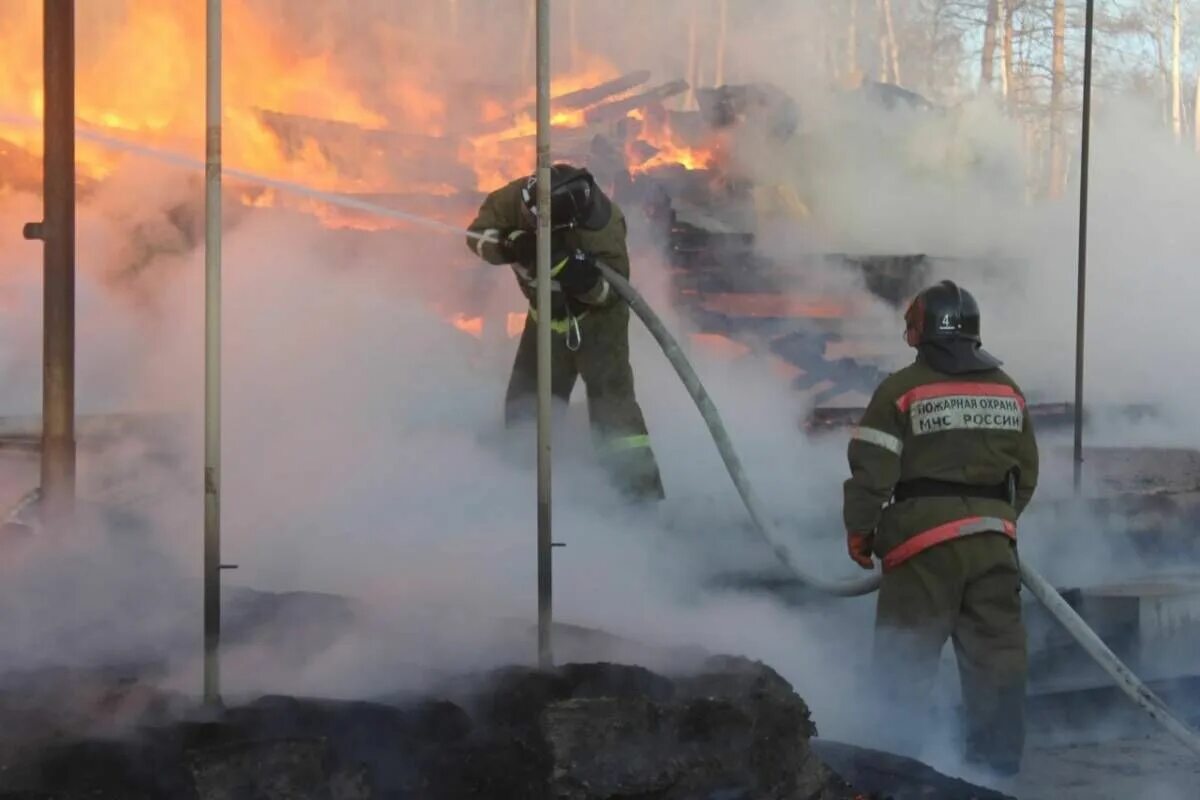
[
  {"left": 842, "top": 280, "right": 1038, "bottom": 776},
  {"left": 465, "top": 164, "right": 665, "bottom": 501}
]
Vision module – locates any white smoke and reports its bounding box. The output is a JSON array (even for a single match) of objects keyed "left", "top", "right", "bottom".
[{"left": 2, "top": 2, "right": 1200, "bottom": 795}]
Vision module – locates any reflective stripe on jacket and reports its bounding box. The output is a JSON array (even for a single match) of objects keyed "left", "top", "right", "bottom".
[{"left": 843, "top": 358, "right": 1039, "bottom": 572}]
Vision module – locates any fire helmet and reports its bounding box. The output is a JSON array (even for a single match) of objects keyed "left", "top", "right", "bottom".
[
  {"left": 904, "top": 280, "right": 982, "bottom": 347},
  {"left": 520, "top": 164, "right": 612, "bottom": 231}
]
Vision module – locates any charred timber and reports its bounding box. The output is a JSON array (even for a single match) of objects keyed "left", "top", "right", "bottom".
[
  {"left": 255, "top": 108, "right": 459, "bottom": 158},
  {"left": 254, "top": 108, "right": 476, "bottom": 191},
  {"left": 0, "top": 654, "right": 1010, "bottom": 798},
  {"left": 552, "top": 69, "right": 651, "bottom": 110},
  {"left": 584, "top": 80, "right": 690, "bottom": 124},
  {"left": 474, "top": 70, "right": 652, "bottom": 135}
]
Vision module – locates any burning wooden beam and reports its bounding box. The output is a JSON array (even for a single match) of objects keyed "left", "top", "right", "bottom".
[
  {"left": 553, "top": 70, "right": 652, "bottom": 111},
  {"left": 255, "top": 109, "right": 458, "bottom": 159},
  {"left": 253, "top": 108, "right": 476, "bottom": 192},
  {"left": 584, "top": 80, "right": 690, "bottom": 124},
  {"left": 473, "top": 70, "right": 652, "bottom": 135}
]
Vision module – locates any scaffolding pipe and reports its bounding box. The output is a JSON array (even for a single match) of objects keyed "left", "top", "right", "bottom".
[
  {"left": 203, "top": 0, "right": 223, "bottom": 706},
  {"left": 37, "top": 0, "right": 77, "bottom": 532},
  {"left": 535, "top": 0, "right": 554, "bottom": 670},
  {"left": 1072, "top": 0, "right": 1094, "bottom": 494},
  {"left": 714, "top": 0, "right": 728, "bottom": 87}
]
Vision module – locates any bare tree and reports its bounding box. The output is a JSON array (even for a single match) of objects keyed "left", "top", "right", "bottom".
[
  {"left": 997, "top": 0, "right": 1010, "bottom": 99},
  {"left": 1048, "top": 0, "right": 1067, "bottom": 197},
  {"left": 982, "top": 0, "right": 999, "bottom": 89},
  {"left": 882, "top": 0, "right": 902, "bottom": 85},
  {"left": 847, "top": 0, "right": 861, "bottom": 80},
  {"left": 1195, "top": 70, "right": 1200, "bottom": 152},
  {"left": 879, "top": 10, "right": 890, "bottom": 82},
  {"left": 875, "top": 0, "right": 902, "bottom": 84},
  {"left": 1171, "top": 0, "right": 1182, "bottom": 140}
]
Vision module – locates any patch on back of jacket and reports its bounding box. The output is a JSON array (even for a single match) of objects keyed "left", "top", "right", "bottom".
[{"left": 897, "top": 382, "right": 1026, "bottom": 436}]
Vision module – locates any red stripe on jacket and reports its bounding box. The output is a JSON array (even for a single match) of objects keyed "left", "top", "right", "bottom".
[{"left": 882, "top": 517, "right": 1017, "bottom": 572}]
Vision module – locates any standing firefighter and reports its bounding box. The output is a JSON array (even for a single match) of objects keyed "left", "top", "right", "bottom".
[
  {"left": 843, "top": 280, "right": 1038, "bottom": 776},
  {"left": 466, "top": 165, "right": 665, "bottom": 501}
]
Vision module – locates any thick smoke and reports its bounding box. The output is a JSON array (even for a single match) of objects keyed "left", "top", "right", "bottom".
[{"left": 2, "top": 1, "right": 1200, "bottom": 794}]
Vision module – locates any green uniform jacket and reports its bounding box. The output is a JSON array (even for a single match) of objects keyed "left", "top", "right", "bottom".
[
  {"left": 465, "top": 178, "right": 630, "bottom": 316},
  {"left": 843, "top": 358, "right": 1039, "bottom": 571}
]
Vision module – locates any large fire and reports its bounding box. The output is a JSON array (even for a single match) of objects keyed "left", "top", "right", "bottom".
[
  {"left": 1, "top": 1, "right": 389, "bottom": 191},
  {"left": 0, "top": 2, "right": 716, "bottom": 210},
  {"left": 0, "top": 1, "right": 735, "bottom": 341}
]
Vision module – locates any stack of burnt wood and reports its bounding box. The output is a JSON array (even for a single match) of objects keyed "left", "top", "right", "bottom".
[{"left": 103, "top": 69, "right": 936, "bottom": 403}]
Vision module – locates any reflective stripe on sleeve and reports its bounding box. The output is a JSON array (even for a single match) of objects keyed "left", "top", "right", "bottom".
[
  {"left": 851, "top": 426, "right": 903, "bottom": 456},
  {"left": 592, "top": 279, "right": 610, "bottom": 305},
  {"left": 883, "top": 516, "right": 1016, "bottom": 571},
  {"left": 476, "top": 228, "right": 500, "bottom": 258},
  {"left": 605, "top": 434, "right": 652, "bottom": 452},
  {"left": 528, "top": 306, "right": 589, "bottom": 333}
]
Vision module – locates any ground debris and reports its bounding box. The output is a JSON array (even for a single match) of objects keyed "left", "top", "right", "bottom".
[{"left": 0, "top": 657, "right": 1006, "bottom": 800}]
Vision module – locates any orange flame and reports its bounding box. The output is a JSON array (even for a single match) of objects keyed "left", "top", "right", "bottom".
[
  {"left": 462, "top": 58, "right": 619, "bottom": 191},
  {"left": 1, "top": 3, "right": 718, "bottom": 221},
  {"left": 626, "top": 107, "right": 715, "bottom": 175},
  {"left": 448, "top": 313, "right": 485, "bottom": 339}
]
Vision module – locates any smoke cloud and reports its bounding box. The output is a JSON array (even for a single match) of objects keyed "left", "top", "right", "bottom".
[{"left": 2, "top": 1, "right": 1200, "bottom": 795}]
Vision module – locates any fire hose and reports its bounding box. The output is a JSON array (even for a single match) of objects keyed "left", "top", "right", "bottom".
[
  {"left": 10, "top": 113, "right": 1197, "bottom": 756},
  {"left": 590, "top": 263, "right": 1200, "bottom": 758}
]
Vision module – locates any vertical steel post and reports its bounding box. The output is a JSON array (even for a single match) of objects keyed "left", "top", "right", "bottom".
[
  {"left": 715, "top": 0, "right": 728, "bottom": 87},
  {"left": 535, "top": 0, "right": 554, "bottom": 670},
  {"left": 204, "top": 0, "right": 223, "bottom": 705},
  {"left": 1073, "top": 0, "right": 1094, "bottom": 494},
  {"left": 41, "top": 0, "right": 77, "bottom": 532}
]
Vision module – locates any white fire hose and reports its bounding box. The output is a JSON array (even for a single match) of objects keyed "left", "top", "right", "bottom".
[
  {"left": 590, "top": 262, "right": 1200, "bottom": 758},
  {"left": 14, "top": 115, "right": 1197, "bottom": 757}
]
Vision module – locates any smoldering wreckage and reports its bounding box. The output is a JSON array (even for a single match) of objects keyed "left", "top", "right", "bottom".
[{"left": 4, "top": 7, "right": 1200, "bottom": 800}]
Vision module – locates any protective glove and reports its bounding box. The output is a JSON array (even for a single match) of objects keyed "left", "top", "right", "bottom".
[
  {"left": 552, "top": 248, "right": 602, "bottom": 298},
  {"left": 847, "top": 531, "right": 875, "bottom": 570},
  {"left": 500, "top": 229, "right": 537, "bottom": 266}
]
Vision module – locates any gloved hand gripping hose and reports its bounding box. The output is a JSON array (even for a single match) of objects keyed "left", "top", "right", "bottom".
[{"left": 595, "top": 261, "right": 1200, "bottom": 756}]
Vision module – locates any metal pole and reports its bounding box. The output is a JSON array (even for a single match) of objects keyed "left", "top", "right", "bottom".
[
  {"left": 35, "top": 0, "right": 76, "bottom": 532},
  {"left": 715, "top": 0, "right": 728, "bottom": 87},
  {"left": 535, "top": 0, "right": 554, "bottom": 670},
  {"left": 1073, "top": 0, "right": 1094, "bottom": 493},
  {"left": 204, "top": 0, "right": 223, "bottom": 706}
]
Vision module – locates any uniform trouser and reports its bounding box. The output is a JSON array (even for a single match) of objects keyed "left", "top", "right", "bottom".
[
  {"left": 873, "top": 532, "right": 1026, "bottom": 773},
  {"left": 504, "top": 304, "right": 665, "bottom": 501}
]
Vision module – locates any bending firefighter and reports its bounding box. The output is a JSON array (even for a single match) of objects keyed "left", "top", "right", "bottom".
[
  {"left": 843, "top": 280, "right": 1039, "bottom": 777},
  {"left": 466, "top": 165, "right": 665, "bottom": 501}
]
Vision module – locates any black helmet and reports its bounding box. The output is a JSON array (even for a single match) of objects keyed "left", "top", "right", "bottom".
[
  {"left": 520, "top": 164, "right": 612, "bottom": 231},
  {"left": 904, "top": 279, "right": 981, "bottom": 346},
  {"left": 904, "top": 280, "right": 1001, "bottom": 373}
]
